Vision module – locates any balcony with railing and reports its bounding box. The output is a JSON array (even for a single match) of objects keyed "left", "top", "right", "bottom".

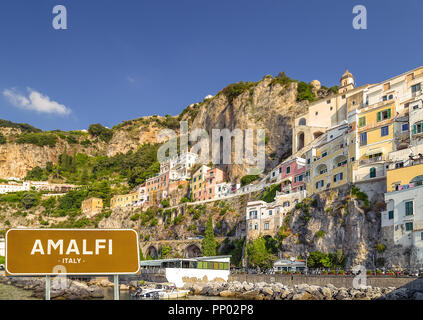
[{"left": 359, "top": 156, "right": 385, "bottom": 166}]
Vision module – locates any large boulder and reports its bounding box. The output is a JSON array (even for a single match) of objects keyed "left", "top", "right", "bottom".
[
  {"left": 292, "top": 291, "right": 317, "bottom": 300},
  {"left": 220, "top": 290, "right": 236, "bottom": 298},
  {"left": 261, "top": 287, "right": 274, "bottom": 296}
]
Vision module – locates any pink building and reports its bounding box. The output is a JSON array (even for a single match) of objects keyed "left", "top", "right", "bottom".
[
  {"left": 196, "top": 167, "right": 227, "bottom": 201},
  {"left": 269, "top": 157, "right": 306, "bottom": 193}
]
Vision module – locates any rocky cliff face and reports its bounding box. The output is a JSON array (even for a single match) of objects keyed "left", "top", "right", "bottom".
[
  {"left": 191, "top": 79, "right": 307, "bottom": 182},
  {"left": 0, "top": 141, "right": 101, "bottom": 179},
  {"left": 0, "top": 74, "right": 317, "bottom": 181},
  {"left": 281, "top": 185, "right": 384, "bottom": 268}
]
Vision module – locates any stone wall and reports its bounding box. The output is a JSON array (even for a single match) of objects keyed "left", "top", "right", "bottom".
[{"left": 229, "top": 274, "right": 423, "bottom": 289}]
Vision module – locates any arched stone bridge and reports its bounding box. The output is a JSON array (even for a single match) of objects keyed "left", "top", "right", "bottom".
[{"left": 141, "top": 237, "right": 226, "bottom": 259}]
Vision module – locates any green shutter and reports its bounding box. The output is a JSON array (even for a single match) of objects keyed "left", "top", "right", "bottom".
[
  {"left": 387, "top": 108, "right": 391, "bottom": 118},
  {"left": 377, "top": 112, "right": 381, "bottom": 122},
  {"left": 405, "top": 201, "right": 413, "bottom": 216},
  {"left": 413, "top": 124, "right": 417, "bottom": 135}
]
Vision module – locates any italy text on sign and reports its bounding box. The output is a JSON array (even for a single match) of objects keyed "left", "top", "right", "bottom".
[{"left": 5, "top": 229, "right": 140, "bottom": 276}]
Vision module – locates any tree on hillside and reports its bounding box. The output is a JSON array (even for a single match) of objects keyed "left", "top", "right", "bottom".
[
  {"left": 202, "top": 215, "right": 217, "bottom": 256},
  {"left": 88, "top": 123, "right": 113, "bottom": 143},
  {"left": 246, "top": 237, "right": 277, "bottom": 270}
]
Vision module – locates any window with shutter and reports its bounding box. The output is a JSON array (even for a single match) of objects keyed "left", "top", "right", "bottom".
[{"left": 405, "top": 201, "right": 413, "bottom": 216}]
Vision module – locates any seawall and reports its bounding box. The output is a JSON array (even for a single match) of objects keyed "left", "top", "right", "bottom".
[{"left": 229, "top": 274, "right": 423, "bottom": 290}]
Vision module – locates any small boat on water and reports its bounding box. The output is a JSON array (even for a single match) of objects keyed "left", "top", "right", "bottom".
[
  {"left": 131, "top": 286, "right": 189, "bottom": 300},
  {"left": 133, "top": 288, "right": 164, "bottom": 299},
  {"left": 157, "top": 289, "right": 190, "bottom": 300}
]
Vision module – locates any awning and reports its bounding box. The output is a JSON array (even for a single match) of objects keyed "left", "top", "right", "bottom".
[
  {"left": 365, "top": 147, "right": 384, "bottom": 156},
  {"left": 281, "top": 177, "right": 292, "bottom": 184}
]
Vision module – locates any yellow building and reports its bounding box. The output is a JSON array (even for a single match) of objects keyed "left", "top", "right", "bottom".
[
  {"left": 386, "top": 163, "right": 423, "bottom": 192},
  {"left": 353, "top": 101, "right": 396, "bottom": 182},
  {"left": 110, "top": 192, "right": 139, "bottom": 209},
  {"left": 305, "top": 122, "right": 350, "bottom": 194},
  {"left": 190, "top": 165, "right": 210, "bottom": 200},
  {"left": 385, "top": 143, "right": 423, "bottom": 192},
  {"left": 81, "top": 197, "right": 103, "bottom": 217}
]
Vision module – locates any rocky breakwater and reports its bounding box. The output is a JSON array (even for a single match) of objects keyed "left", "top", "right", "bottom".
[
  {"left": 184, "top": 281, "right": 423, "bottom": 300},
  {"left": 0, "top": 276, "right": 104, "bottom": 300}
]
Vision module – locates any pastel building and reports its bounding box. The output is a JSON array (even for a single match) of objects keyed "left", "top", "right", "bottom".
[
  {"left": 214, "top": 182, "right": 231, "bottom": 199},
  {"left": 190, "top": 165, "right": 210, "bottom": 201},
  {"left": 145, "top": 152, "right": 200, "bottom": 206},
  {"left": 267, "top": 157, "right": 306, "bottom": 194},
  {"left": 246, "top": 190, "right": 306, "bottom": 240},
  {"left": 383, "top": 184, "right": 423, "bottom": 269},
  {"left": 348, "top": 66, "right": 423, "bottom": 184},
  {"left": 145, "top": 171, "right": 170, "bottom": 205},
  {"left": 192, "top": 167, "right": 227, "bottom": 201},
  {"left": 110, "top": 192, "right": 140, "bottom": 209},
  {"left": 81, "top": 197, "right": 103, "bottom": 217},
  {"left": 304, "top": 122, "right": 350, "bottom": 194},
  {"left": 292, "top": 70, "right": 370, "bottom": 156}
]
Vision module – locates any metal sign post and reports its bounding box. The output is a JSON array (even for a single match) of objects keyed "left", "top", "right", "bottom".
[
  {"left": 45, "top": 275, "right": 51, "bottom": 300},
  {"left": 114, "top": 275, "right": 119, "bottom": 300}
]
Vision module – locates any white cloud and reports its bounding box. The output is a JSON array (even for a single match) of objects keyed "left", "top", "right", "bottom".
[{"left": 3, "top": 88, "right": 71, "bottom": 116}]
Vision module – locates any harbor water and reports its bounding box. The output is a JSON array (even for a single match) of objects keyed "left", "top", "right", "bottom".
[{"left": 0, "top": 283, "right": 233, "bottom": 300}]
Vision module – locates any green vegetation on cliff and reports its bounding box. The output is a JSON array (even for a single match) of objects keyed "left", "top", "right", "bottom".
[
  {"left": 221, "top": 81, "right": 257, "bottom": 104},
  {"left": 0, "top": 119, "right": 41, "bottom": 133},
  {"left": 307, "top": 250, "right": 346, "bottom": 269},
  {"left": 261, "top": 183, "right": 281, "bottom": 203},
  {"left": 202, "top": 215, "right": 217, "bottom": 256},
  {"left": 16, "top": 132, "right": 58, "bottom": 147},
  {"left": 25, "top": 143, "right": 161, "bottom": 188},
  {"left": 240, "top": 174, "right": 259, "bottom": 187}
]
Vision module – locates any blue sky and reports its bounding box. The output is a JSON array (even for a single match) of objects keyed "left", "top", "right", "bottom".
[{"left": 0, "top": 0, "right": 422, "bottom": 131}]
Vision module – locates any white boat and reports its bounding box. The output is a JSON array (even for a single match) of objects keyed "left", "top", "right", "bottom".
[
  {"left": 136, "top": 288, "right": 165, "bottom": 299},
  {"left": 158, "top": 289, "right": 190, "bottom": 300}
]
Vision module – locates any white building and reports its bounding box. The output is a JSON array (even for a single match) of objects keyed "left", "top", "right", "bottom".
[
  {"left": 140, "top": 256, "right": 231, "bottom": 288},
  {"left": 214, "top": 182, "right": 231, "bottom": 199},
  {"left": 273, "top": 259, "right": 307, "bottom": 273},
  {"left": 246, "top": 190, "right": 306, "bottom": 240},
  {"left": 383, "top": 184, "right": 423, "bottom": 269},
  {"left": 0, "top": 182, "right": 30, "bottom": 194},
  {"left": 162, "top": 152, "right": 199, "bottom": 181}
]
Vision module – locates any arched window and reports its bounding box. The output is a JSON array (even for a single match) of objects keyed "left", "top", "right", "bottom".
[
  {"left": 298, "top": 118, "right": 306, "bottom": 126},
  {"left": 410, "top": 175, "right": 423, "bottom": 186},
  {"left": 370, "top": 167, "right": 376, "bottom": 178},
  {"left": 297, "top": 132, "right": 305, "bottom": 151}
]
